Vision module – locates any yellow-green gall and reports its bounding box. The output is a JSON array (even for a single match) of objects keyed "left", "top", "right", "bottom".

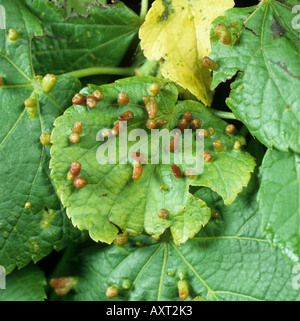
[
  {"left": 25, "top": 98, "right": 37, "bottom": 108},
  {"left": 114, "top": 233, "right": 128, "bottom": 246},
  {"left": 8, "top": 28, "right": 19, "bottom": 41},
  {"left": 213, "top": 140, "right": 224, "bottom": 151},
  {"left": 25, "top": 202, "right": 31, "bottom": 209},
  {"left": 73, "top": 121, "right": 83, "bottom": 134},
  {"left": 158, "top": 208, "right": 169, "bottom": 220},
  {"left": 27, "top": 108, "right": 37, "bottom": 118},
  {"left": 178, "top": 280, "right": 189, "bottom": 301},
  {"left": 40, "top": 132, "right": 51, "bottom": 146},
  {"left": 202, "top": 56, "right": 219, "bottom": 71},
  {"left": 105, "top": 286, "right": 118, "bottom": 299},
  {"left": 225, "top": 124, "right": 236, "bottom": 134},
  {"left": 215, "top": 23, "right": 232, "bottom": 45},
  {"left": 234, "top": 140, "right": 242, "bottom": 151},
  {"left": 42, "top": 74, "right": 57, "bottom": 92},
  {"left": 149, "top": 83, "right": 160, "bottom": 96},
  {"left": 92, "top": 90, "right": 104, "bottom": 101}
]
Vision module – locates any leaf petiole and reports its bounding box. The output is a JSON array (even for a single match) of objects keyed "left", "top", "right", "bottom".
[
  {"left": 210, "top": 109, "right": 237, "bottom": 120},
  {"left": 64, "top": 67, "right": 136, "bottom": 79},
  {"left": 140, "top": 0, "right": 149, "bottom": 21}
]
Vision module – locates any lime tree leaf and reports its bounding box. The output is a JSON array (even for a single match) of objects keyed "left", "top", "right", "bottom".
[
  {"left": 24, "top": 0, "right": 141, "bottom": 75},
  {"left": 0, "top": 0, "right": 86, "bottom": 274},
  {"left": 258, "top": 149, "right": 300, "bottom": 263},
  {"left": 139, "top": 0, "right": 235, "bottom": 106},
  {"left": 0, "top": 263, "right": 46, "bottom": 301},
  {"left": 209, "top": 1, "right": 300, "bottom": 153},
  {"left": 49, "top": 176, "right": 299, "bottom": 301},
  {"left": 50, "top": 76, "right": 255, "bottom": 245}
]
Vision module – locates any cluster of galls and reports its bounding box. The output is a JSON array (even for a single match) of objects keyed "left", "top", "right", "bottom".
[
  {"left": 202, "top": 23, "right": 232, "bottom": 71},
  {"left": 168, "top": 111, "right": 202, "bottom": 180},
  {"left": 143, "top": 83, "right": 169, "bottom": 130},
  {"left": 67, "top": 160, "right": 86, "bottom": 189},
  {"left": 72, "top": 89, "right": 104, "bottom": 109},
  {"left": 23, "top": 74, "right": 57, "bottom": 118}
]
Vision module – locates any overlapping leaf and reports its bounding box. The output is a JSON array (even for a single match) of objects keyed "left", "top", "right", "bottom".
[
  {"left": 49, "top": 176, "right": 299, "bottom": 301},
  {"left": 139, "top": 0, "right": 235, "bottom": 106},
  {"left": 0, "top": 263, "right": 46, "bottom": 301},
  {"left": 209, "top": 0, "right": 300, "bottom": 153},
  {"left": 25, "top": 0, "right": 141, "bottom": 75},
  {"left": 258, "top": 149, "right": 300, "bottom": 263},
  {"left": 50, "top": 76, "right": 255, "bottom": 245},
  {"left": 0, "top": 0, "right": 86, "bottom": 274}
]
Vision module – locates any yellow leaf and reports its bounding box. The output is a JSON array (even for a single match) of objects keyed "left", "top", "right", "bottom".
[{"left": 139, "top": 0, "right": 235, "bottom": 106}]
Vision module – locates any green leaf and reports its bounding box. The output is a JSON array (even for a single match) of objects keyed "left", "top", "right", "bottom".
[
  {"left": 258, "top": 148, "right": 300, "bottom": 263},
  {"left": 0, "top": 263, "right": 46, "bottom": 301},
  {"left": 209, "top": 1, "right": 300, "bottom": 153},
  {"left": 50, "top": 76, "right": 255, "bottom": 245},
  {"left": 49, "top": 176, "right": 299, "bottom": 301},
  {"left": 65, "top": 0, "right": 99, "bottom": 17},
  {"left": 25, "top": 0, "right": 141, "bottom": 75},
  {"left": 0, "top": 0, "right": 86, "bottom": 274}
]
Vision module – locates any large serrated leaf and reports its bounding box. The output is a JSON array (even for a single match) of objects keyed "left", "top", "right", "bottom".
[
  {"left": 49, "top": 175, "right": 299, "bottom": 301},
  {"left": 25, "top": 0, "right": 141, "bottom": 75},
  {"left": 50, "top": 76, "right": 255, "bottom": 245},
  {"left": 0, "top": 0, "right": 86, "bottom": 274},
  {"left": 258, "top": 148, "right": 300, "bottom": 263},
  {"left": 209, "top": 0, "right": 300, "bottom": 153}
]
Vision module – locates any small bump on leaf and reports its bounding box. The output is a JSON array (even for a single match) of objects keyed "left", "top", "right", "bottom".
[
  {"left": 156, "top": 119, "right": 168, "bottom": 128},
  {"left": 50, "top": 277, "right": 77, "bottom": 296},
  {"left": 190, "top": 118, "right": 202, "bottom": 130},
  {"left": 69, "top": 133, "right": 80, "bottom": 143},
  {"left": 178, "top": 280, "right": 189, "bottom": 301},
  {"left": 24, "top": 98, "right": 36, "bottom": 108},
  {"left": 149, "top": 83, "right": 160, "bottom": 96},
  {"left": 203, "top": 151, "right": 212, "bottom": 163},
  {"left": 146, "top": 119, "right": 156, "bottom": 129},
  {"left": 132, "top": 162, "right": 143, "bottom": 181},
  {"left": 182, "top": 111, "right": 193, "bottom": 122},
  {"left": 105, "top": 286, "right": 118, "bottom": 299},
  {"left": 8, "top": 28, "right": 19, "bottom": 41},
  {"left": 158, "top": 208, "right": 169, "bottom": 219},
  {"left": 146, "top": 101, "right": 158, "bottom": 120},
  {"left": 92, "top": 90, "right": 104, "bottom": 101},
  {"left": 215, "top": 23, "right": 231, "bottom": 45},
  {"left": 178, "top": 118, "right": 189, "bottom": 132},
  {"left": 213, "top": 140, "right": 224, "bottom": 151},
  {"left": 73, "top": 121, "right": 83, "bottom": 134},
  {"left": 42, "top": 74, "right": 57, "bottom": 93},
  {"left": 117, "top": 92, "right": 130, "bottom": 105},
  {"left": 202, "top": 56, "right": 219, "bottom": 71},
  {"left": 74, "top": 177, "right": 86, "bottom": 189},
  {"left": 40, "top": 132, "right": 51, "bottom": 146},
  {"left": 233, "top": 140, "right": 242, "bottom": 151},
  {"left": 70, "top": 161, "right": 81, "bottom": 176},
  {"left": 171, "top": 163, "right": 181, "bottom": 178},
  {"left": 25, "top": 202, "right": 31, "bottom": 209},
  {"left": 225, "top": 124, "right": 236, "bottom": 134},
  {"left": 118, "top": 111, "right": 134, "bottom": 122},
  {"left": 86, "top": 96, "right": 98, "bottom": 109},
  {"left": 72, "top": 93, "right": 85, "bottom": 105},
  {"left": 114, "top": 233, "right": 128, "bottom": 246}
]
